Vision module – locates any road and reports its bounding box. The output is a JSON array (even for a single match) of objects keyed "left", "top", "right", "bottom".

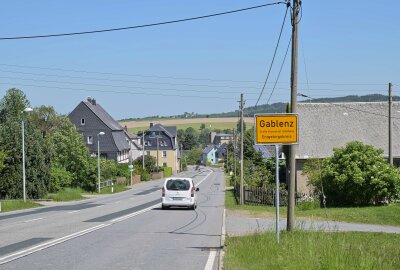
[{"left": 0, "top": 167, "right": 225, "bottom": 270}]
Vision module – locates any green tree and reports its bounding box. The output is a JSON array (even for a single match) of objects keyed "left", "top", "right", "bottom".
[
  {"left": 198, "top": 128, "right": 211, "bottom": 147},
  {"left": 0, "top": 150, "right": 6, "bottom": 171},
  {"left": 200, "top": 123, "right": 206, "bottom": 130},
  {"left": 305, "top": 141, "right": 400, "bottom": 206},
  {"left": 0, "top": 88, "right": 49, "bottom": 199},
  {"left": 49, "top": 117, "right": 92, "bottom": 190},
  {"left": 182, "top": 127, "right": 199, "bottom": 150},
  {"left": 134, "top": 155, "right": 156, "bottom": 173},
  {"left": 183, "top": 147, "right": 202, "bottom": 165}
]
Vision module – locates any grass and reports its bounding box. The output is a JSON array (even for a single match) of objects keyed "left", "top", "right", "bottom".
[
  {"left": 225, "top": 181, "right": 400, "bottom": 226},
  {"left": 224, "top": 231, "right": 400, "bottom": 270},
  {"left": 129, "top": 122, "right": 254, "bottom": 134},
  {"left": 98, "top": 184, "right": 128, "bottom": 194},
  {"left": 0, "top": 200, "right": 41, "bottom": 212},
  {"left": 45, "top": 188, "right": 85, "bottom": 201}
]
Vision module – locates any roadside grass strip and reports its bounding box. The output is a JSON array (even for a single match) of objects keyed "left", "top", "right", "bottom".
[
  {"left": 225, "top": 188, "right": 400, "bottom": 226},
  {"left": 224, "top": 231, "right": 400, "bottom": 270},
  {"left": 0, "top": 200, "right": 41, "bottom": 213},
  {"left": 45, "top": 188, "right": 85, "bottom": 201}
]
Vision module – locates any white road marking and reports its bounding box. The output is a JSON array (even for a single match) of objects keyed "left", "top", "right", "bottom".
[
  {"left": 0, "top": 202, "right": 160, "bottom": 265},
  {"left": 114, "top": 201, "right": 121, "bottom": 204},
  {"left": 24, "top": 218, "right": 43, "bottom": 223},
  {"left": 0, "top": 223, "right": 110, "bottom": 265},
  {"left": 67, "top": 210, "right": 79, "bottom": 214},
  {"left": 196, "top": 170, "right": 213, "bottom": 187},
  {"left": 96, "top": 205, "right": 105, "bottom": 208},
  {"left": 204, "top": 250, "right": 217, "bottom": 270}
]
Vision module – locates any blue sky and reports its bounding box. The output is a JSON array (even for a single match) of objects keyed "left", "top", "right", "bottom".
[{"left": 0, "top": 1, "right": 399, "bottom": 119}]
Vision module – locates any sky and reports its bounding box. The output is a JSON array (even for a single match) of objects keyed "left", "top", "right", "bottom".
[{"left": 0, "top": 0, "right": 399, "bottom": 120}]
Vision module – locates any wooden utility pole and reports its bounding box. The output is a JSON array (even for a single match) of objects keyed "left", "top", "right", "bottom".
[
  {"left": 240, "top": 93, "right": 244, "bottom": 205},
  {"left": 389, "top": 82, "right": 393, "bottom": 165},
  {"left": 287, "top": 0, "right": 300, "bottom": 231},
  {"left": 233, "top": 128, "right": 237, "bottom": 181},
  {"left": 142, "top": 131, "right": 145, "bottom": 170}
]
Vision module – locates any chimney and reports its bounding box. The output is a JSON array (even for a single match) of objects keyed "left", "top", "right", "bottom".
[
  {"left": 86, "top": 96, "right": 96, "bottom": 105},
  {"left": 150, "top": 123, "right": 154, "bottom": 128}
]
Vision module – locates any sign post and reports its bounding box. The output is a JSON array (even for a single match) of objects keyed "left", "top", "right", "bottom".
[{"left": 254, "top": 114, "right": 298, "bottom": 243}]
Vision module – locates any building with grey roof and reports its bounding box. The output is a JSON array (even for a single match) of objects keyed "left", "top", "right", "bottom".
[
  {"left": 68, "top": 97, "right": 141, "bottom": 163},
  {"left": 296, "top": 102, "right": 400, "bottom": 192}
]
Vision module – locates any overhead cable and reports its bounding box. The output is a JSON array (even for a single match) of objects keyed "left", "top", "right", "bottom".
[{"left": 0, "top": 2, "right": 286, "bottom": 40}]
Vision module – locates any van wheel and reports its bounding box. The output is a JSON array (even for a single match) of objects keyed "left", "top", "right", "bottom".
[
  {"left": 162, "top": 204, "right": 168, "bottom": 210},
  {"left": 191, "top": 204, "right": 196, "bottom": 210}
]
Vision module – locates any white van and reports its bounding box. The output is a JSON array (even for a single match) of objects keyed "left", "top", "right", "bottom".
[{"left": 161, "top": 178, "right": 199, "bottom": 210}]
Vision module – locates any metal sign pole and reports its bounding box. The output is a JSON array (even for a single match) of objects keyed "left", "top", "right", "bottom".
[{"left": 275, "top": 144, "right": 280, "bottom": 243}]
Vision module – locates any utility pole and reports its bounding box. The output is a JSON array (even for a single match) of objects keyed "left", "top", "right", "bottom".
[
  {"left": 180, "top": 144, "right": 183, "bottom": 172},
  {"left": 287, "top": 0, "right": 300, "bottom": 231},
  {"left": 240, "top": 93, "right": 244, "bottom": 205},
  {"left": 389, "top": 82, "right": 393, "bottom": 165},
  {"left": 233, "top": 128, "right": 237, "bottom": 180},
  {"left": 142, "top": 131, "right": 145, "bottom": 170},
  {"left": 156, "top": 135, "right": 160, "bottom": 172}
]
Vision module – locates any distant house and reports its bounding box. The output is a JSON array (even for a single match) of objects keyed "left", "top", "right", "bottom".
[
  {"left": 68, "top": 97, "right": 141, "bottom": 163},
  {"left": 142, "top": 123, "right": 180, "bottom": 174},
  {"left": 210, "top": 132, "right": 233, "bottom": 146},
  {"left": 202, "top": 145, "right": 217, "bottom": 165},
  {"left": 296, "top": 102, "right": 400, "bottom": 193},
  {"left": 253, "top": 145, "right": 284, "bottom": 159},
  {"left": 216, "top": 143, "right": 228, "bottom": 162}
]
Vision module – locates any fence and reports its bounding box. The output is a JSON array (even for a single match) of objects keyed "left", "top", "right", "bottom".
[
  {"left": 99, "top": 179, "right": 113, "bottom": 189},
  {"left": 234, "top": 184, "right": 318, "bottom": 206}
]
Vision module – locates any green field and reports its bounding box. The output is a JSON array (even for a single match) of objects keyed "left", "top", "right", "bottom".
[
  {"left": 129, "top": 121, "right": 254, "bottom": 134},
  {"left": 224, "top": 231, "right": 400, "bottom": 270}
]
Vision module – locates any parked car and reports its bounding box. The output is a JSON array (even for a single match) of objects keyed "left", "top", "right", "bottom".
[{"left": 161, "top": 178, "right": 199, "bottom": 210}]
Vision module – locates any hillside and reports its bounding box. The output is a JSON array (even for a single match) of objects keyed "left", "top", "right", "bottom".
[{"left": 120, "top": 94, "right": 398, "bottom": 122}]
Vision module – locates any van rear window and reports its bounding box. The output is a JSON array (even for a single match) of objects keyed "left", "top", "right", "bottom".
[{"left": 166, "top": 179, "right": 190, "bottom": 191}]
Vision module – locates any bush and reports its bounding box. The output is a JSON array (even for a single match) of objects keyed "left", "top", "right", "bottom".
[
  {"left": 163, "top": 167, "right": 172, "bottom": 177},
  {"left": 49, "top": 165, "right": 73, "bottom": 193},
  {"left": 305, "top": 141, "right": 400, "bottom": 206}
]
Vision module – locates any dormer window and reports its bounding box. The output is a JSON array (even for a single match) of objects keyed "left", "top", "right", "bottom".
[
  {"left": 81, "top": 118, "right": 85, "bottom": 125},
  {"left": 87, "top": 136, "right": 93, "bottom": 144}
]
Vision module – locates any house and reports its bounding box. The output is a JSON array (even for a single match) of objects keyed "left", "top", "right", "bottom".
[
  {"left": 142, "top": 123, "right": 180, "bottom": 174},
  {"left": 210, "top": 132, "right": 233, "bottom": 146},
  {"left": 253, "top": 145, "right": 284, "bottom": 159},
  {"left": 202, "top": 145, "right": 217, "bottom": 165},
  {"left": 295, "top": 102, "right": 400, "bottom": 193},
  {"left": 216, "top": 143, "right": 228, "bottom": 162},
  {"left": 68, "top": 97, "right": 141, "bottom": 163}
]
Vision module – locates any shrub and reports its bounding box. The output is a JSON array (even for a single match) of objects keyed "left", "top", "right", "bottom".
[{"left": 163, "top": 167, "right": 172, "bottom": 177}]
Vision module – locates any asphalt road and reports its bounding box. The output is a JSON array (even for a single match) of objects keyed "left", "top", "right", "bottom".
[{"left": 0, "top": 167, "right": 225, "bottom": 270}]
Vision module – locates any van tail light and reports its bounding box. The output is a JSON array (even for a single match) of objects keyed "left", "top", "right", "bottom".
[
  {"left": 162, "top": 187, "right": 165, "bottom": 197},
  {"left": 191, "top": 187, "right": 195, "bottom": 197}
]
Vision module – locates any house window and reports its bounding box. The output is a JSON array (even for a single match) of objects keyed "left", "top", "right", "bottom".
[
  {"left": 81, "top": 118, "right": 85, "bottom": 125},
  {"left": 163, "top": 162, "right": 167, "bottom": 167},
  {"left": 87, "top": 136, "right": 93, "bottom": 144},
  {"left": 149, "top": 131, "right": 156, "bottom": 138},
  {"left": 162, "top": 151, "right": 167, "bottom": 158},
  {"left": 145, "top": 140, "right": 151, "bottom": 146}
]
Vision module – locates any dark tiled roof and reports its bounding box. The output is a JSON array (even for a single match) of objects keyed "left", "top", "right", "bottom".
[
  {"left": 84, "top": 101, "right": 123, "bottom": 131},
  {"left": 216, "top": 143, "right": 227, "bottom": 155},
  {"left": 297, "top": 102, "right": 400, "bottom": 158},
  {"left": 253, "top": 145, "right": 279, "bottom": 159},
  {"left": 112, "top": 131, "right": 130, "bottom": 151},
  {"left": 202, "top": 145, "right": 215, "bottom": 155}
]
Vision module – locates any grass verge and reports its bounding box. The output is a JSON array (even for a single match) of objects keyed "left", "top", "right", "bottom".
[
  {"left": 224, "top": 231, "right": 400, "bottom": 270},
  {"left": 98, "top": 184, "right": 128, "bottom": 194},
  {"left": 45, "top": 188, "right": 85, "bottom": 201},
  {"left": 225, "top": 181, "right": 400, "bottom": 226},
  {"left": 0, "top": 200, "right": 41, "bottom": 212}
]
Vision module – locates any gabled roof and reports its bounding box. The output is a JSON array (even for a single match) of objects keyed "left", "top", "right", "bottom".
[
  {"left": 216, "top": 143, "right": 228, "bottom": 155},
  {"left": 202, "top": 145, "right": 216, "bottom": 155},
  {"left": 83, "top": 101, "right": 123, "bottom": 131},
  {"left": 148, "top": 124, "right": 176, "bottom": 138},
  {"left": 112, "top": 131, "right": 130, "bottom": 151},
  {"left": 253, "top": 145, "right": 282, "bottom": 159},
  {"left": 297, "top": 102, "right": 400, "bottom": 159}
]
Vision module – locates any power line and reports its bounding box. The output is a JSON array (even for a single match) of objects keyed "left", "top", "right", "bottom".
[
  {"left": 0, "top": 82, "right": 243, "bottom": 100},
  {"left": 255, "top": 3, "right": 290, "bottom": 106},
  {"left": 0, "top": 2, "right": 286, "bottom": 40},
  {"left": 0, "top": 63, "right": 389, "bottom": 86},
  {"left": 0, "top": 70, "right": 279, "bottom": 90},
  {"left": 266, "top": 37, "right": 291, "bottom": 104}
]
